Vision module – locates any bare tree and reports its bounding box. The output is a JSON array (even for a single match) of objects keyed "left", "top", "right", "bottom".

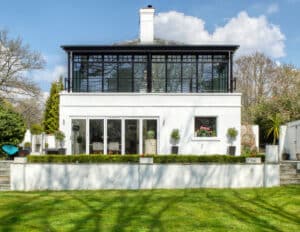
[
  {"left": 0, "top": 30, "right": 45, "bottom": 101},
  {"left": 235, "top": 52, "right": 277, "bottom": 107}
]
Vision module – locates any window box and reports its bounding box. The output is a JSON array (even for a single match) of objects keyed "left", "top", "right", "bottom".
[{"left": 194, "top": 117, "right": 217, "bottom": 138}]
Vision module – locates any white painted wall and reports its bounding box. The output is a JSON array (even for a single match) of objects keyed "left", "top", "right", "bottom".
[
  {"left": 10, "top": 163, "right": 279, "bottom": 190},
  {"left": 280, "top": 120, "right": 300, "bottom": 160},
  {"left": 59, "top": 93, "right": 241, "bottom": 155}
]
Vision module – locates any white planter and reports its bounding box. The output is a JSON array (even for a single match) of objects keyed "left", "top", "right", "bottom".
[
  {"left": 145, "top": 139, "right": 157, "bottom": 154},
  {"left": 266, "top": 145, "right": 279, "bottom": 163},
  {"left": 246, "top": 157, "right": 261, "bottom": 164},
  {"left": 14, "top": 157, "right": 27, "bottom": 163},
  {"left": 139, "top": 157, "right": 153, "bottom": 164}
]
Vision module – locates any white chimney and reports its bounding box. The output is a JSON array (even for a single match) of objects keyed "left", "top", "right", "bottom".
[{"left": 139, "top": 5, "right": 155, "bottom": 43}]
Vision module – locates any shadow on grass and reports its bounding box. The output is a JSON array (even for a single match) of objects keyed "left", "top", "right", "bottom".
[{"left": 0, "top": 186, "right": 299, "bottom": 231}]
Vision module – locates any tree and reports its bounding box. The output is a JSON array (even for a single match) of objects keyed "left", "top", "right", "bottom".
[
  {"left": 266, "top": 114, "right": 282, "bottom": 145},
  {"left": 43, "top": 79, "right": 63, "bottom": 134},
  {"left": 0, "top": 30, "right": 45, "bottom": 101},
  {"left": 0, "top": 100, "right": 26, "bottom": 147},
  {"left": 14, "top": 98, "right": 44, "bottom": 128},
  {"left": 235, "top": 52, "right": 277, "bottom": 123}
]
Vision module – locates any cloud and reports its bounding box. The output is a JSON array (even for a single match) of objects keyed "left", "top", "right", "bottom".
[
  {"left": 154, "top": 11, "right": 285, "bottom": 58},
  {"left": 32, "top": 65, "right": 67, "bottom": 83},
  {"left": 266, "top": 3, "right": 279, "bottom": 14}
]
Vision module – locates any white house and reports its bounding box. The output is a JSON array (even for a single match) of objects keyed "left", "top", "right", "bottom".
[{"left": 59, "top": 6, "right": 241, "bottom": 155}]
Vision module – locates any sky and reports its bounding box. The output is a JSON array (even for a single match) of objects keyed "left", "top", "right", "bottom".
[{"left": 0, "top": 0, "right": 299, "bottom": 95}]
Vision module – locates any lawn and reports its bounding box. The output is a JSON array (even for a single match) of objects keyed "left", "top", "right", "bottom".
[{"left": 0, "top": 186, "right": 299, "bottom": 232}]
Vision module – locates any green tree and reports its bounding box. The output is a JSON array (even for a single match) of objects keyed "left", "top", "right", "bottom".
[
  {"left": 266, "top": 114, "right": 282, "bottom": 145},
  {"left": 0, "top": 101, "right": 26, "bottom": 147},
  {"left": 43, "top": 79, "right": 63, "bottom": 134}
]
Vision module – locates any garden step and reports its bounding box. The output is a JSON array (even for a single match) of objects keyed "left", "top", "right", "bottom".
[
  {"left": 280, "top": 178, "right": 300, "bottom": 185},
  {"left": 0, "top": 184, "right": 10, "bottom": 191},
  {"left": 280, "top": 174, "right": 300, "bottom": 179},
  {"left": 0, "top": 170, "right": 10, "bottom": 176},
  {"left": 0, "top": 177, "right": 10, "bottom": 185}
]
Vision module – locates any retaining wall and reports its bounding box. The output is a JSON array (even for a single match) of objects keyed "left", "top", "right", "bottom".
[{"left": 11, "top": 163, "right": 279, "bottom": 191}]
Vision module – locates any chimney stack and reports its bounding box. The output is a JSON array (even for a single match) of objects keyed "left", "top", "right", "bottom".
[{"left": 139, "top": 5, "right": 155, "bottom": 43}]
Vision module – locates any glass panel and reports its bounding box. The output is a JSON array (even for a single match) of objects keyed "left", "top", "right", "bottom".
[
  {"left": 119, "top": 56, "right": 133, "bottom": 92},
  {"left": 107, "top": 119, "right": 121, "bottom": 154},
  {"left": 89, "top": 119, "right": 104, "bottom": 154},
  {"left": 134, "top": 62, "right": 147, "bottom": 92},
  {"left": 104, "top": 55, "right": 117, "bottom": 92},
  {"left": 152, "top": 55, "right": 166, "bottom": 93},
  {"left": 143, "top": 119, "right": 157, "bottom": 154},
  {"left": 182, "top": 57, "right": 196, "bottom": 93},
  {"left": 167, "top": 55, "right": 181, "bottom": 92},
  {"left": 88, "top": 61, "right": 103, "bottom": 92},
  {"left": 73, "top": 56, "right": 88, "bottom": 92},
  {"left": 71, "top": 119, "right": 86, "bottom": 154},
  {"left": 125, "top": 120, "right": 139, "bottom": 154},
  {"left": 198, "top": 63, "right": 212, "bottom": 92},
  {"left": 213, "top": 62, "right": 228, "bottom": 92},
  {"left": 194, "top": 117, "right": 217, "bottom": 137}
]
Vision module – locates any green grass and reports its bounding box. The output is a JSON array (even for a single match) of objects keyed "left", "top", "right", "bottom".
[{"left": 0, "top": 186, "right": 299, "bottom": 231}]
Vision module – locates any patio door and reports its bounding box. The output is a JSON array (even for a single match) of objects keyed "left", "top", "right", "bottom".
[{"left": 125, "top": 120, "right": 140, "bottom": 154}]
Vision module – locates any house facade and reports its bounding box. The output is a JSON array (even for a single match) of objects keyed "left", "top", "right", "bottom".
[{"left": 60, "top": 6, "right": 241, "bottom": 155}]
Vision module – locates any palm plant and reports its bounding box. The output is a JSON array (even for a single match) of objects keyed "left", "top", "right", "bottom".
[{"left": 266, "top": 114, "right": 282, "bottom": 145}]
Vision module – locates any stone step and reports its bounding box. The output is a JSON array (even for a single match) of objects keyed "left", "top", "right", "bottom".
[
  {"left": 0, "top": 184, "right": 10, "bottom": 191},
  {"left": 0, "top": 176, "right": 10, "bottom": 185},
  {"left": 280, "top": 179, "right": 300, "bottom": 185},
  {"left": 281, "top": 170, "right": 297, "bottom": 175},
  {"left": 280, "top": 173, "right": 300, "bottom": 179},
  {"left": 0, "top": 170, "right": 10, "bottom": 176},
  {"left": 280, "top": 164, "right": 297, "bottom": 169}
]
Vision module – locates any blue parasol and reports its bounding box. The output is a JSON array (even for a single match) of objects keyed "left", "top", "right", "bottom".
[{"left": 1, "top": 144, "right": 19, "bottom": 156}]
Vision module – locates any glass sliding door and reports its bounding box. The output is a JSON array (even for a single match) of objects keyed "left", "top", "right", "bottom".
[
  {"left": 71, "top": 119, "right": 86, "bottom": 154},
  {"left": 89, "top": 119, "right": 104, "bottom": 154},
  {"left": 125, "top": 120, "right": 139, "bottom": 154},
  {"left": 143, "top": 119, "right": 157, "bottom": 154},
  {"left": 107, "top": 119, "right": 121, "bottom": 154}
]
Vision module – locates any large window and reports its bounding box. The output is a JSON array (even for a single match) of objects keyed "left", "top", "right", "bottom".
[
  {"left": 72, "top": 54, "right": 229, "bottom": 93},
  {"left": 194, "top": 117, "right": 217, "bottom": 137},
  {"left": 71, "top": 119, "right": 86, "bottom": 154}
]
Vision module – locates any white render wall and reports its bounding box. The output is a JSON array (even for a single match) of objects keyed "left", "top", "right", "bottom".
[
  {"left": 280, "top": 120, "right": 300, "bottom": 160},
  {"left": 59, "top": 92, "right": 241, "bottom": 155},
  {"left": 10, "top": 163, "right": 279, "bottom": 191}
]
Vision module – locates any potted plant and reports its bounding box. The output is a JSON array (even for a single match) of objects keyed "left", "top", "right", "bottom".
[
  {"left": 144, "top": 130, "right": 156, "bottom": 154},
  {"left": 55, "top": 130, "right": 66, "bottom": 155},
  {"left": 24, "top": 142, "right": 31, "bottom": 153},
  {"left": 170, "top": 129, "right": 180, "bottom": 154},
  {"left": 227, "top": 127, "right": 238, "bottom": 156},
  {"left": 265, "top": 114, "right": 281, "bottom": 163}
]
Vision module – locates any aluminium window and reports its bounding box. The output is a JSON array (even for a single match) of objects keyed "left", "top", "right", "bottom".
[{"left": 194, "top": 117, "right": 217, "bottom": 137}]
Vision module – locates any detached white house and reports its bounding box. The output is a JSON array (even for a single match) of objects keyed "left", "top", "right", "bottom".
[{"left": 59, "top": 6, "right": 241, "bottom": 155}]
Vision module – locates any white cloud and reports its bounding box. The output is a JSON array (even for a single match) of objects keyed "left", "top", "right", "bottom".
[
  {"left": 32, "top": 65, "right": 67, "bottom": 83},
  {"left": 154, "top": 11, "right": 285, "bottom": 58},
  {"left": 266, "top": 3, "right": 279, "bottom": 14}
]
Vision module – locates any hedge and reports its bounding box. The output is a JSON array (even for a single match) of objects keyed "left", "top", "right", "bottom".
[
  {"left": 153, "top": 155, "right": 265, "bottom": 164},
  {"left": 27, "top": 155, "right": 140, "bottom": 163},
  {"left": 27, "top": 154, "right": 265, "bottom": 164}
]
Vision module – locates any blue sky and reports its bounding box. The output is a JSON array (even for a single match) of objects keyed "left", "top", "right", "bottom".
[{"left": 0, "top": 0, "right": 299, "bottom": 93}]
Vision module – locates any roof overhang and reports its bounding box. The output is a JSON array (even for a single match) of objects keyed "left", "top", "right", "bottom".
[{"left": 61, "top": 44, "right": 239, "bottom": 54}]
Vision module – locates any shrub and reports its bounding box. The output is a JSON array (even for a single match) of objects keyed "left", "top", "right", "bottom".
[
  {"left": 28, "top": 155, "right": 140, "bottom": 163},
  {"left": 146, "top": 130, "right": 155, "bottom": 139},
  {"left": 227, "top": 128, "right": 238, "bottom": 139},
  {"left": 55, "top": 131, "right": 65, "bottom": 141},
  {"left": 170, "top": 129, "right": 180, "bottom": 142},
  {"left": 24, "top": 142, "right": 31, "bottom": 148},
  {"left": 30, "top": 124, "right": 43, "bottom": 135},
  {"left": 27, "top": 154, "right": 265, "bottom": 164}
]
